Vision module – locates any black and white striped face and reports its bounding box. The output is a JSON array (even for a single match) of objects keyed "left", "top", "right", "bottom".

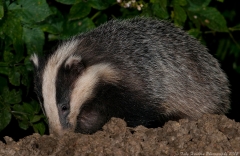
[{"left": 31, "top": 38, "right": 120, "bottom": 135}]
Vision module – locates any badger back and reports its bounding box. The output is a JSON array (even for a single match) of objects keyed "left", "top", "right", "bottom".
[{"left": 31, "top": 18, "right": 230, "bottom": 136}]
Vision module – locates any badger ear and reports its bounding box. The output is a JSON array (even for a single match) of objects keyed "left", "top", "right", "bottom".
[
  {"left": 64, "top": 55, "right": 83, "bottom": 69},
  {"left": 30, "top": 53, "right": 39, "bottom": 68}
]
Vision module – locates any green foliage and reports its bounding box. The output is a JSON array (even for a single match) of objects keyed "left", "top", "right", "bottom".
[
  {"left": 0, "top": 0, "right": 239, "bottom": 135},
  {"left": 0, "top": 0, "right": 4, "bottom": 19}
]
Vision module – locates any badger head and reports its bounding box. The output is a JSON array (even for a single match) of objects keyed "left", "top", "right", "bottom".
[{"left": 30, "top": 39, "right": 120, "bottom": 135}]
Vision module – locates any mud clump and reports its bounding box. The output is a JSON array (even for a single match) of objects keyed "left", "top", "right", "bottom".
[{"left": 0, "top": 114, "right": 240, "bottom": 155}]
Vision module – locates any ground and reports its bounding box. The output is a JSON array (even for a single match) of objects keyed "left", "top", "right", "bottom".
[{"left": 0, "top": 114, "right": 240, "bottom": 155}]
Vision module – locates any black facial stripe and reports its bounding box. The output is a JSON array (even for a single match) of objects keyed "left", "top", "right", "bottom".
[{"left": 55, "top": 57, "right": 85, "bottom": 128}]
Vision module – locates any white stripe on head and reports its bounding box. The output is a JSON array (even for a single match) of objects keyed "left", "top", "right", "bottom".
[
  {"left": 30, "top": 53, "right": 39, "bottom": 68},
  {"left": 64, "top": 55, "right": 82, "bottom": 68},
  {"left": 68, "top": 63, "right": 120, "bottom": 130},
  {"left": 42, "top": 38, "right": 80, "bottom": 135}
]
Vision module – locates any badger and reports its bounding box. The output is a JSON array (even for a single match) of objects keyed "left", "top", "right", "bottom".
[{"left": 31, "top": 18, "right": 230, "bottom": 136}]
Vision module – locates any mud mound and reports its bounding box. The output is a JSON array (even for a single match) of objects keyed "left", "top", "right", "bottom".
[{"left": 0, "top": 114, "right": 240, "bottom": 155}]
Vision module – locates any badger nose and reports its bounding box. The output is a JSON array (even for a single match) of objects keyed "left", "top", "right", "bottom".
[
  {"left": 49, "top": 127, "right": 67, "bottom": 136},
  {"left": 49, "top": 128, "right": 58, "bottom": 136}
]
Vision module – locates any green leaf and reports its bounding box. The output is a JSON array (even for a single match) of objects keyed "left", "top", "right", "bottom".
[
  {"left": 0, "top": 107, "right": 12, "bottom": 131},
  {"left": 69, "top": 2, "right": 91, "bottom": 21},
  {"left": 88, "top": 0, "right": 110, "bottom": 10},
  {"left": 38, "top": 7, "right": 64, "bottom": 34},
  {"left": 23, "top": 27, "right": 45, "bottom": 55},
  {"left": 173, "top": 5, "right": 187, "bottom": 26},
  {"left": 189, "top": 7, "right": 228, "bottom": 32},
  {"left": 187, "top": 11, "right": 200, "bottom": 29},
  {"left": 8, "top": 1, "right": 21, "bottom": 10},
  {"left": 31, "top": 115, "right": 42, "bottom": 123},
  {"left": 40, "top": 22, "right": 63, "bottom": 35},
  {"left": 0, "top": 27, "right": 4, "bottom": 39},
  {"left": 17, "top": 0, "right": 52, "bottom": 23},
  {"left": 233, "top": 62, "right": 240, "bottom": 74},
  {"left": 107, "top": 0, "right": 116, "bottom": 4},
  {"left": 0, "top": 0, "right": 4, "bottom": 19},
  {"left": 172, "top": 0, "right": 187, "bottom": 6},
  {"left": 94, "top": 13, "right": 108, "bottom": 26},
  {"left": 15, "top": 65, "right": 30, "bottom": 86},
  {"left": 2, "top": 11, "right": 24, "bottom": 62},
  {"left": 12, "top": 104, "right": 29, "bottom": 121},
  {"left": 121, "top": 7, "right": 140, "bottom": 18},
  {"left": 0, "top": 62, "right": 10, "bottom": 75},
  {"left": 188, "top": 28, "right": 202, "bottom": 39},
  {"left": 12, "top": 104, "right": 25, "bottom": 116},
  {"left": 150, "top": 0, "right": 158, "bottom": 2},
  {"left": 21, "top": 71, "right": 30, "bottom": 86},
  {"left": 216, "top": 39, "right": 230, "bottom": 61},
  {"left": 230, "top": 24, "right": 240, "bottom": 31},
  {"left": 18, "top": 120, "right": 29, "bottom": 130},
  {"left": 0, "top": 35, "right": 11, "bottom": 47},
  {"left": 0, "top": 76, "right": 8, "bottom": 94},
  {"left": 24, "top": 57, "right": 34, "bottom": 71},
  {"left": 61, "top": 17, "right": 95, "bottom": 39},
  {"left": 22, "top": 103, "right": 34, "bottom": 114},
  {"left": 33, "top": 122, "right": 46, "bottom": 135},
  {"left": 9, "top": 68, "right": 21, "bottom": 86},
  {"left": 3, "top": 51, "right": 14, "bottom": 63},
  {"left": 3, "top": 88, "right": 22, "bottom": 104},
  {"left": 30, "top": 100, "right": 41, "bottom": 114},
  {"left": 12, "top": 104, "right": 24, "bottom": 112},
  {"left": 55, "top": 0, "right": 75, "bottom": 5},
  {"left": 151, "top": 0, "right": 169, "bottom": 19},
  {"left": 154, "top": 0, "right": 167, "bottom": 8},
  {"left": 187, "top": 0, "right": 211, "bottom": 11}
]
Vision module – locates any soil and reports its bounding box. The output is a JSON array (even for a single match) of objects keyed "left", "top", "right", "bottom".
[{"left": 0, "top": 114, "right": 240, "bottom": 156}]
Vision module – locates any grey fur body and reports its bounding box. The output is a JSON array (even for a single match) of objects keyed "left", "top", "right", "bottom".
[{"left": 31, "top": 18, "right": 230, "bottom": 135}]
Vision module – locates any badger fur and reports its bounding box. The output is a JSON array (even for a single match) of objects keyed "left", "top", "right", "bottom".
[{"left": 31, "top": 18, "right": 230, "bottom": 135}]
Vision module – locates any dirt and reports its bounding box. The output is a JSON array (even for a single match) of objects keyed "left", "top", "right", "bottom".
[{"left": 0, "top": 114, "right": 239, "bottom": 156}]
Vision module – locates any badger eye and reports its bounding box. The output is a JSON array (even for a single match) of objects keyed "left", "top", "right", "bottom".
[{"left": 61, "top": 105, "right": 68, "bottom": 111}]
